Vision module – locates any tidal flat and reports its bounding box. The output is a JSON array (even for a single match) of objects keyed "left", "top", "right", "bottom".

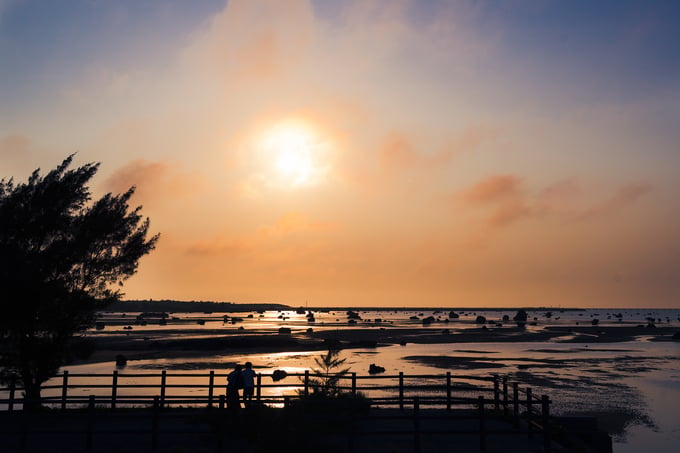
[{"left": 65, "top": 307, "right": 680, "bottom": 452}]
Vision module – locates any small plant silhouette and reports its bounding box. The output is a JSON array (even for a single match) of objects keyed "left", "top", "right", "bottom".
[{"left": 306, "top": 347, "right": 351, "bottom": 397}]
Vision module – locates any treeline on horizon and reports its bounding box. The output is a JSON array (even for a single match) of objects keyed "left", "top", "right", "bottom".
[
  {"left": 109, "top": 299, "right": 291, "bottom": 313},
  {"left": 108, "top": 300, "right": 589, "bottom": 313}
]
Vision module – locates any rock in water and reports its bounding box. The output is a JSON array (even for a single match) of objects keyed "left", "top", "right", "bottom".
[{"left": 368, "top": 364, "right": 385, "bottom": 374}]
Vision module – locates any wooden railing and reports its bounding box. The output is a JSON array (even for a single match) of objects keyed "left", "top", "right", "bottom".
[{"left": 0, "top": 372, "right": 556, "bottom": 452}]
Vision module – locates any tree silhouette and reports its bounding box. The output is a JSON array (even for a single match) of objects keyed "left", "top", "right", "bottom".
[
  {"left": 307, "top": 348, "right": 351, "bottom": 397},
  {"left": 0, "top": 155, "right": 159, "bottom": 408}
]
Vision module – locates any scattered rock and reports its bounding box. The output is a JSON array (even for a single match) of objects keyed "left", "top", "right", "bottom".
[
  {"left": 422, "top": 316, "right": 435, "bottom": 325},
  {"left": 368, "top": 364, "right": 385, "bottom": 374},
  {"left": 513, "top": 310, "right": 528, "bottom": 322},
  {"left": 475, "top": 315, "right": 487, "bottom": 324},
  {"left": 271, "top": 369, "right": 288, "bottom": 381},
  {"left": 278, "top": 327, "right": 292, "bottom": 334},
  {"left": 346, "top": 310, "right": 362, "bottom": 320},
  {"left": 115, "top": 354, "right": 127, "bottom": 368}
]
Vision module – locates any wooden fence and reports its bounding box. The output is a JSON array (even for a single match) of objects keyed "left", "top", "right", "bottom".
[{"left": 0, "top": 372, "right": 558, "bottom": 452}]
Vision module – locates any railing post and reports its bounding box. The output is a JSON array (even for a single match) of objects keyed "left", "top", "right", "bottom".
[
  {"left": 218, "top": 394, "right": 225, "bottom": 410},
  {"left": 111, "top": 370, "right": 118, "bottom": 410},
  {"left": 61, "top": 371, "right": 69, "bottom": 411},
  {"left": 513, "top": 383, "right": 519, "bottom": 427},
  {"left": 8, "top": 376, "right": 16, "bottom": 412},
  {"left": 351, "top": 372, "right": 357, "bottom": 396},
  {"left": 304, "top": 370, "right": 310, "bottom": 397},
  {"left": 478, "top": 396, "right": 486, "bottom": 452},
  {"left": 208, "top": 371, "right": 215, "bottom": 408},
  {"left": 527, "top": 387, "right": 533, "bottom": 438},
  {"left": 493, "top": 375, "right": 500, "bottom": 411},
  {"left": 542, "top": 395, "right": 551, "bottom": 453},
  {"left": 503, "top": 377, "right": 508, "bottom": 416},
  {"left": 413, "top": 396, "right": 421, "bottom": 453},
  {"left": 160, "top": 370, "right": 167, "bottom": 409},
  {"left": 86, "top": 395, "right": 95, "bottom": 451},
  {"left": 284, "top": 396, "right": 290, "bottom": 408},
  {"left": 399, "top": 372, "right": 404, "bottom": 411},
  {"left": 446, "top": 372, "right": 452, "bottom": 411},
  {"left": 256, "top": 373, "right": 262, "bottom": 402},
  {"left": 152, "top": 396, "right": 159, "bottom": 451}
]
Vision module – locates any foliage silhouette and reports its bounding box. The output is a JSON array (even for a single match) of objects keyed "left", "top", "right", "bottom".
[
  {"left": 304, "top": 347, "right": 352, "bottom": 398},
  {"left": 0, "top": 155, "right": 159, "bottom": 408}
]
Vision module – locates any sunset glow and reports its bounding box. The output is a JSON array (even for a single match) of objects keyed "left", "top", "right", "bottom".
[
  {"left": 1, "top": 0, "right": 679, "bottom": 308},
  {"left": 258, "top": 121, "right": 326, "bottom": 189}
]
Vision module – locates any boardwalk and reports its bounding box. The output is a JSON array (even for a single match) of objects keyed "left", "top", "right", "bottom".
[
  {"left": 0, "top": 372, "right": 612, "bottom": 453},
  {"left": 0, "top": 406, "right": 609, "bottom": 453}
]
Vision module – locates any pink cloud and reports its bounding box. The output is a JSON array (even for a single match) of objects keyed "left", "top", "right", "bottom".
[
  {"left": 535, "top": 178, "right": 581, "bottom": 214},
  {"left": 463, "top": 174, "right": 524, "bottom": 204},
  {"left": 579, "top": 182, "right": 653, "bottom": 220}
]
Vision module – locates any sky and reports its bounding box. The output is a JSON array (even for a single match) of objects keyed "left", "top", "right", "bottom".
[{"left": 1, "top": 0, "right": 679, "bottom": 308}]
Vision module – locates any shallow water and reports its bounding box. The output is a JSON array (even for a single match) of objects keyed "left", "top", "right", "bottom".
[{"left": 10, "top": 308, "right": 680, "bottom": 451}]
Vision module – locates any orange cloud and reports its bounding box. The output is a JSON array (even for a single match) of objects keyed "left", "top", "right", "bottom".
[
  {"left": 102, "top": 159, "right": 204, "bottom": 205},
  {"left": 378, "top": 131, "right": 419, "bottom": 172},
  {"left": 260, "top": 211, "right": 336, "bottom": 235},
  {"left": 185, "top": 211, "right": 335, "bottom": 256},
  {"left": 186, "top": 236, "right": 252, "bottom": 256}
]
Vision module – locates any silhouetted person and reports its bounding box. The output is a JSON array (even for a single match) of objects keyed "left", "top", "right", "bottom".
[
  {"left": 242, "top": 362, "right": 256, "bottom": 407},
  {"left": 226, "top": 364, "right": 243, "bottom": 410}
]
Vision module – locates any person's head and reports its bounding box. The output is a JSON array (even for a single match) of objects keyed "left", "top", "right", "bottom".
[
  {"left": 245, "top": 361, "right": 252, "bottom": 369},
  {"left": 235, "top": 364, "right": 243, "bottom": 371}
]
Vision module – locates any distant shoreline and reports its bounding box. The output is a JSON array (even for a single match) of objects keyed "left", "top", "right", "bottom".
[{"left": 112, "top": 300, "right": 647, "bottom": 313}]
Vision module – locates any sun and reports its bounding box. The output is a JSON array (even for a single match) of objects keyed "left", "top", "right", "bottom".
[{"left": 257, "top": 120, "right": 327, "bottom": 188}]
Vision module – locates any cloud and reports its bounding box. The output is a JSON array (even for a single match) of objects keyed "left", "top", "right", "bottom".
[
  {"left": 102, "top": 158, "right": 204, "bottom": 205},
  {"left": 488, "top": 201, "right": 532, "bottom": 227},
  {"left": 377, "top": 131, "right": 420, "bottom": 172},
  {"left": 463, "top": 174, "right": 524, "bottom": 204},
  {"left": 259, "top": 211, "right": 335, "bottom": 236},
  {"left": 579, "top": 182, "right": 653, "bottom": 220},
  {"left": 442, "top": 124, "right": 501, "bottom": 157},
  {"left": 185, "top": 211, "right": 335, "bottom": 256},
  {"left": 535, "top": 178, "right": 582, "bottom": 215},
  {"left": 0, "top": 133, "right": 31, "bottom": 158},
  {"left": 186, "top": 236, "right": 252, "bottom": 256},
  {"left": 0, "top": 134, "right": 36, "bottom": 177},
  {"left": 459, "top": 174, "right": 530, "bottom": 229},
  {"left": 182, "top": 0, "right": 315, "bottom": 81}
]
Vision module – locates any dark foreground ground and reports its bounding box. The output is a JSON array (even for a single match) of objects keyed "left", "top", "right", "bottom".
[{"left": 0, "top": 404, "right": 611, "bottom": 453}]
